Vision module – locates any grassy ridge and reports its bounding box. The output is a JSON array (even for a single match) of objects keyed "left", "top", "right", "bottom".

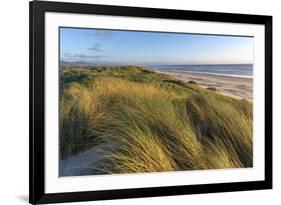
[{"left": 60, "top": 65, "right": 253, "bottom": 174}]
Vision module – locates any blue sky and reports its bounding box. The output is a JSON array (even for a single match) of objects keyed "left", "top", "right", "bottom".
[{"left": 60, "top": 27, "right": 254, "bottom": 65}]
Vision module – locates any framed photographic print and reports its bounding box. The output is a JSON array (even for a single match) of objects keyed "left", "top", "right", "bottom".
[{"left": 29, "top": 0, "right": 272, "bottom": 204}]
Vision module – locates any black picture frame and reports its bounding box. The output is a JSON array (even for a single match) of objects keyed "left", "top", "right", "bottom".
[{"left": 29, "top": 1, "right": 272, "bottom": 204}]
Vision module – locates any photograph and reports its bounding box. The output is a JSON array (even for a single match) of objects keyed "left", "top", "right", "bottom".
[
  {"left": 59, "top": 27, "right": 253, "bottom": 177},
  {"left": 29, "top": 1, "right": 272, "bottom": 203}
]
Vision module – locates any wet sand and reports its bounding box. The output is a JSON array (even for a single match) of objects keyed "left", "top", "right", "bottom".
[{"left": 157, "top": 71, "right": 252, "bottom": 100}]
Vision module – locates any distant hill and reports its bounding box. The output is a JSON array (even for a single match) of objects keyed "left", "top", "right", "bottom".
[
  {"left": 60, "top": 61, "right": 131, "bottom": 68},
  {"left": 60, "top": 61, "right": 98, "bottom": 67}
]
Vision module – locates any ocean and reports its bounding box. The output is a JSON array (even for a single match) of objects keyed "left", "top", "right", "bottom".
[{"left": 147, "top": 64, "right": 253, "bottom": 78}]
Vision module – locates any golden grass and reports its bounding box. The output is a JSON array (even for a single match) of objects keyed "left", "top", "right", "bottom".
[{"left": 60, "top": 71, "right": 253, "bottom": 174}]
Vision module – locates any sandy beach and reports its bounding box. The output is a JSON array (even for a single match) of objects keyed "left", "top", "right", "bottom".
[{"left": 157, "top": 71, "right": 252, "bottom": 100}]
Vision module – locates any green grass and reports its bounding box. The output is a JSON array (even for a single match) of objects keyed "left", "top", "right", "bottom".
[{"left": 59, "top": 65, "right": 253, "bottom": 174}]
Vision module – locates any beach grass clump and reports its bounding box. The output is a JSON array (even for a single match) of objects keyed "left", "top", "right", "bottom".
[
  {"left": 59, "top": 82, "right": 115, "bottom": 159},
  {"left": 207, "top": 87, "right": 217, "bottom": 91},
  {"left": 188, "top": 80, "right": 197, "bottom": 84},
  {"left": 59, "top": 66, "right": 253, "bottom": 174}
]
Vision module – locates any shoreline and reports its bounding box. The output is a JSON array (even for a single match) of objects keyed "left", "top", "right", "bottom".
[
  {"left": 153, "top": 69, "right": 253, "bottom": 79},
  {"left": 155, "top": 70, "right": 253, "bottom": 100}
]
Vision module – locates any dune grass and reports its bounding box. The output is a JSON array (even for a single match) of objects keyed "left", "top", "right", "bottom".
[{"left": 59, "top": 65, "right": 253, "bottom": 174}]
